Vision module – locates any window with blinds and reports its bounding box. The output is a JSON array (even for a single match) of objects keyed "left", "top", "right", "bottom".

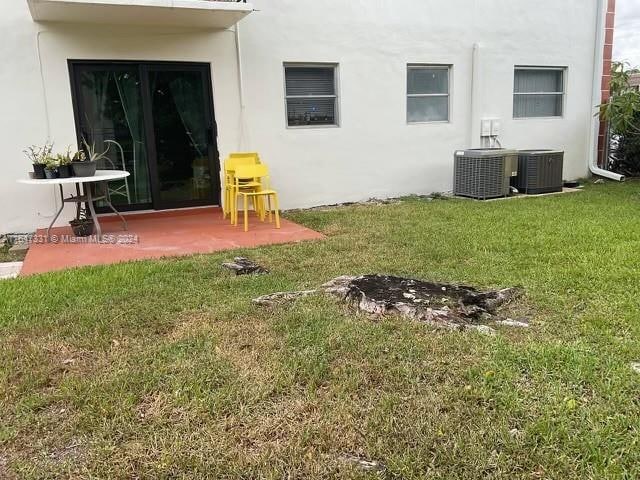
[
  {"left": 514, "top": 67, "right": 565, "bottom": 118},
  {"left": 284, "top": 64, "right": 338, "bottom": 127},
  {"left": 407, "top": 65, "right": 450, "bottom": 123}
]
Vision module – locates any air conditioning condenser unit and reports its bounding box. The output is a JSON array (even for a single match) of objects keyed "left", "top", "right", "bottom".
[
  {"left": 453, "top": 148, "right": 518, "bottom": 200},
  {"left": 512, "top": 150, "right": 564, "bottom": 194}
]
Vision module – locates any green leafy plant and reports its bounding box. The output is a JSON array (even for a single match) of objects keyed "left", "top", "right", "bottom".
[
  {"left": 609, "top": 112, "right": 640, "bottom": 176},
  {"left": 23, "top": 142, "right": 53, "bottom": 165},
  {"left": 599, "top": 62, "right": 640, "bottom": 176},
  {"left": 599, "top": 62, "right": 640, "bottom": 135},
  {"left": 54, "top": 146, "right": 76, "bottom": 166},
  {"left": 45, "top": 157, "right": 60, "bottom": 171},
  {"left": 73, "top": 149, "right": 86, "bottom": 162},
  {"left": 80, "top": 138, "right": 109, "bottom": 163},
  {"left": 54, "top": 154, "right": 70, "bottom": 166}
]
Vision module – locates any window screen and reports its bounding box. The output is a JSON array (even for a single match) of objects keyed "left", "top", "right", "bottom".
[
  {"left": 407, "top": 65, "right": 450, "bottom": 123},
  {"left": 514, "top": 68, "right": 565, "bottom": 118},
  {"left": 284, "top": 65, "right": 338, "bottom": 127}
]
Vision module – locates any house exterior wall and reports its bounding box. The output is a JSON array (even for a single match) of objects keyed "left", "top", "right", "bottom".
[
  {"left": 1, "top": 0, "right": 601, "bottom": 232},
  {"left": 0, "top": 1, "right": 242, "bottom": 233},
  {"left": 239, "top": 0, "right": 599, "bottom": 209}
]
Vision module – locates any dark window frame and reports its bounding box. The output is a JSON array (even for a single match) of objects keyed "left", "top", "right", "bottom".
[{"left": 68, "top": 59, "right": 221, "bottom": 212}]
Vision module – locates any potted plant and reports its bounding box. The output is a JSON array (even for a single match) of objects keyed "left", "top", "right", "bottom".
[
  {"left": 69, "top": 208, "right": 95, "bottom": 237},
  {"left": 24, "top": 143, "right": 53, "bottom": 179},
  {"left": 44, "top": 158, "right": 60, "bottom": 179},
  {"left": 56, "top": 146, "right": 74, "bottom": 178},
  {"left": 72, "top": 139, "right": 108, "bottom": 177}
]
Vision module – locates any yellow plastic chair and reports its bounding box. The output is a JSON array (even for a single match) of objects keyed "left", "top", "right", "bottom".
[
  {"left": 223, "top": 155, "right": 261, "bottom": 220},
  {"left": 229, "top": 152, "right": 261, "bottom": 162},
  {"left": 232, "top": 164, "right": 280, "bottom": 232}
]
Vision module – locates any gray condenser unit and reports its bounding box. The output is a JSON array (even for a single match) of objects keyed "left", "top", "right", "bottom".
[
  {"left": 511, "top": 150, "right": 564, "bottom": 194},
  {"left": 453, "top": 148, "right": 518, "bottom": 200}
]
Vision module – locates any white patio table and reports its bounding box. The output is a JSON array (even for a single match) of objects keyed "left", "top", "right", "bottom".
[{"left": 18, "top": 170, "right": 130, "bottom": 241}]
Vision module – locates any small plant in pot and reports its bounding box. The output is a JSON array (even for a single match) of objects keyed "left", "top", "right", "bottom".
[
  {"left": 24, "top": 143, "right": 53, "bottom": 179},
  {"left": 44, "top": 158, "right": 60, "bottom": 179},
  {"left": 56, "top": 146, "right": 74, "bottom": 178},
  {"left": 69, "top": 208, "right": 95, "bottom": 237},
  {"left": 72, "top": 139, "right": 108, "bottom": 178}
]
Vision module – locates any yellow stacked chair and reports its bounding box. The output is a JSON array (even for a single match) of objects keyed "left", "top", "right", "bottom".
[
  {"left": 232, "top": 164, "right": 281, "bottom": 232},
  {"left": 222, "top": 153, "right": 261, "bottom": 220},
  {"left": 230, "top": 152, "right": 260, "bottom": 160}
]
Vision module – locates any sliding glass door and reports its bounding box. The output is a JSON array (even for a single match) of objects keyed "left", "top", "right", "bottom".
[
  {"left": 69, "top": 61, "right": 219, "bottom": 211},
  {"left": 144, "top": 65, "right": 217, "bottom": 209},
  {"left": 72, "top": 64, "right": 152, "bottom": 209}
]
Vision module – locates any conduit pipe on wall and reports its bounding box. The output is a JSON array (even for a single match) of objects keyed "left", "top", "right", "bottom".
[
  {"left": 469, "top": 43, "right": 481, "bottom": 148},
  {"left": 234, "top": 22, "right": 247, "bottom": 150},
  {"left": 588, "top": 0, "right": 624, "bottom": 181},
  {"left": 36, "top": 30, "right": 51, "bottom": 141},
  {"left": 234, "top": 22, "right": 245, "bottom": 111},
  {"left": 36, "top": 29, "right": 61, "bottom": 219}
]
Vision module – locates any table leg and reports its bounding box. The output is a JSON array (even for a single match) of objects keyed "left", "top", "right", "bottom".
[
  {"left": 85, "top": 182, "right": 102, "bottom": 241},
  {"left": 103, "top": 181, "right": 128, "bottom": 231},
  {"left": 75, "top": 184, "right": 81, "bottom": 219},
  {"left": 46, "top": 185, "right": 66, "bottom": 241}
]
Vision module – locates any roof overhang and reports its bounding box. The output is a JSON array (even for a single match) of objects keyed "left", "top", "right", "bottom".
[{"left": 27, "top": 0, "right": 254, "bottom": 29}]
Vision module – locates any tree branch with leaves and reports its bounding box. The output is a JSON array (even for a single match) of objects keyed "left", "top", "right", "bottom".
[
  {"left": 599, "top": 61, "right": 640, "bottom": 135},
  {"left": 600, "top": 62, "right": 640, "bottom": 176}
]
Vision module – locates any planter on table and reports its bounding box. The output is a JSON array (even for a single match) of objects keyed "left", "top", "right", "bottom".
[
  {"left": 71, "top": 161, "right": 97, "bottom": 178},
  {"left": 32, "top": 163, "right": 46, "bottom": 179},
  {"left": 58, "top": 164, "right": 72, "bottom": 178}
]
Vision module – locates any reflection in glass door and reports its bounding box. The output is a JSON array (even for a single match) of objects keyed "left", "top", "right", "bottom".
[
  {"left": 146, "top": 66, "right": 216, "bottom": 208},
  {"left": 72, "top": 65, "right": 152, "bottom": 209},
  {"left": 69, "top": 61, "right": 219, "bottom": 211}
]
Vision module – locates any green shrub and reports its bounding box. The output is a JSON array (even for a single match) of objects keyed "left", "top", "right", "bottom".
[{"left": 610, "top": 115, "right": 640, "bottom": 176}]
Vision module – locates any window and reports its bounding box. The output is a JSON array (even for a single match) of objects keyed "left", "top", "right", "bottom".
[
  {"left": 284, "top": 64, "right": 338, "bottom": 127},
  {"left": 513, "top": 67, "right": 565, "bottom": 118},
  {"left": 407, "top": 65, "right": 450, "bottom": 123}
]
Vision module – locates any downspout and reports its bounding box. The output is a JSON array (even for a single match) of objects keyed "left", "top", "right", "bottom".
[
  {"left": 469, "top": 43, "right": 481, "bottom": 148},
  {"left": 588, "top": 0, "right": 624, "bottom": 181}
]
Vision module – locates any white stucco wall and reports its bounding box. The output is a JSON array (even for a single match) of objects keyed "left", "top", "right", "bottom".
[
  {"left": 239, "top": 0, "right": 599, "bottom": 209},
  {"left": 0, "top": 0, "right": 599, "bottom": 232},
  {"left": 0, "top": 0, "right": 241, "bottom": 232}
]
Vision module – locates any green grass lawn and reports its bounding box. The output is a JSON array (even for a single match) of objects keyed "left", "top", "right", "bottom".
[{"left": 2, "top": 182, "right": 640, "bottom": 479}]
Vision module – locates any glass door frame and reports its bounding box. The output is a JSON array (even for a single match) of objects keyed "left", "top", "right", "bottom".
[{"left": 68, "top": 60, "right": 221, "bottom": 212}]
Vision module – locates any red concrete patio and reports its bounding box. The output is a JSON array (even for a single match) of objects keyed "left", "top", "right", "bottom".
[{"left": 21, "top": 207, "right": 323, "bottom": 275}]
